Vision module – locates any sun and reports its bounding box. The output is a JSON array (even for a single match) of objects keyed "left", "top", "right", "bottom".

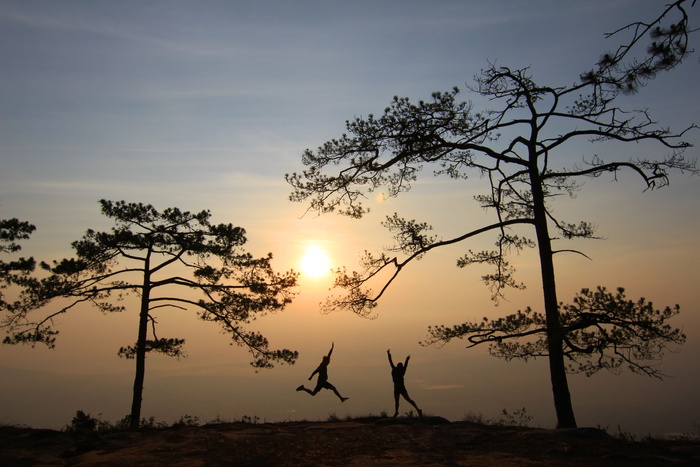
[{"left": 300, "top": 245, "right": 331, "bottom": 278}]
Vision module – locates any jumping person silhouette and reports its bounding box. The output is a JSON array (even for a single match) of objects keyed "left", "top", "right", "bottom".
[
  {"left": 387, "top": 349, "right": 422, "bottom": 417},
  {"left": 297, "top": 342, "right": 348, "bottom": 402}
]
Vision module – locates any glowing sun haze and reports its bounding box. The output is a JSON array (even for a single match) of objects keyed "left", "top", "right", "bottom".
[{"left": 300, "top": 245, "right": 331, "bottom": 278}]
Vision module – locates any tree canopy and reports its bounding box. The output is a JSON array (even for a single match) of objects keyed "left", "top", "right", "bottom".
[
  {"left": 0, "top": 217, "right": 37, "bottom": 312},
  {"left": 2, "top": 200, "right": 298, "bottom": 428},
  {"left": 424, "top": 287, "right": 686, "bottom": 379},
  {"left": 287, "top": 1, "right": 697, "bottom": 428}
]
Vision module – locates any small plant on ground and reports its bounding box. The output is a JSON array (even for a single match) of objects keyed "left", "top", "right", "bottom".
[
  {"left": 65, "top": 410, "right": 117, "bottom": 433},
  {"left": 65, "top": 410, "right": 98, "bottom": 433},
  {"left": 172, "top": 414, "right": 200, "bottom": 427},
  {"left": 205, "top": 414, "right": 227, "bottom": 425},
  {"left": 462, "top": 411, "right": 487, "bottom": 425},
  {"left": 462, "top": 408, "right": 533, "bottom": 428},
  {"left": 496, "top": 408, "right": 532, "bottom": 427},
  {"left": 239, "top": 415, "right": 260, "bottom": 424},
  {"left": 67, "top": 411, "right": 172, "bottom": 432},
  {"left": 614, "top": 425, "right": 638, "bottom": 442}
]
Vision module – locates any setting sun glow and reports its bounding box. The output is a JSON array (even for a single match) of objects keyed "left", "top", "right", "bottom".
[{"left": 300, "top": 245, "right": 331, "bottom": 278}]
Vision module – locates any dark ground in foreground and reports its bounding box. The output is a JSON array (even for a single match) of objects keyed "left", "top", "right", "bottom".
[{"left": 2, "top": 417, "right": 699, "bottom": 466}]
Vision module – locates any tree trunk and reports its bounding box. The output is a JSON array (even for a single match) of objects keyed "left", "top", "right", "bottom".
[
  {"left": 529, "top": 167, "right": 578, "bottom": 428},
  {"left": 130, "top": 255, "right": 152, "bottom": 429}
]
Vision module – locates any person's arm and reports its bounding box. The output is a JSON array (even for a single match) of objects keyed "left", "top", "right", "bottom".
[
  {"left": 404, "top": 355, "right": 410, "bottom": 369},
  {"left": 309, "top": 366, "right": 319, "bottom": 380},
  {"left": 387, "top": 349, "right": 395, "bottom": 368},
  {"left": 327, "top": 342, "right": 334, "bottom": 358}
]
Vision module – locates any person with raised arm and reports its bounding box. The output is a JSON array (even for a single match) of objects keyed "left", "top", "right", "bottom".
[
  {"left": 387, "top": 349, "right": 422, "bottom": 417},
  {"left": 297, "top": 342, "right": 348, "bottom": 402}
]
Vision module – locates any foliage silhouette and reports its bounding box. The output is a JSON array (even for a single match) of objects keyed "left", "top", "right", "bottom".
[
  {"left": 424, "top": 287, "right": 686, "bottom": 379},
  {"left": 287, "top": 1, "right": 697, "bottom": 428},
  {"left": 0, "top": 217, "right": 37, "bottom": 312},
  {"left": 2, "top": 200, "right": 298, "bottom": 429},
  {"left": 462, "top": 407, "right": 533, "bottom": 428}
]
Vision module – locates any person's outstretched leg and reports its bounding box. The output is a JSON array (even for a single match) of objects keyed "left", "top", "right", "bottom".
[
  {"left": 393, "top": 392, "right": 400, "bottom": 417},
  {"left": 403, "top": 392, "right": 422, "bottom": 417},
  {"left": 296, "top": 385, "right": 315, "bottom": 396},
  {"left": 327, "top": 383, "right": 348, "bottom": 402}
]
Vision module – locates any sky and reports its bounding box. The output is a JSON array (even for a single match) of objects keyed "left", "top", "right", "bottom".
[{"left": 1, "top": 0, "right": 699, "bottom": 436}]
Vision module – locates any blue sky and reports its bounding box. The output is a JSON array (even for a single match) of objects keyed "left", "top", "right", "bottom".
[{"left": 1, "top": 0, "right": 699, "bottom": 435}]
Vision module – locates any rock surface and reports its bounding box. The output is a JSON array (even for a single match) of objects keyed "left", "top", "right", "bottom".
[{"left": 2, "top": 418, "right": 699, "bottom": 466}]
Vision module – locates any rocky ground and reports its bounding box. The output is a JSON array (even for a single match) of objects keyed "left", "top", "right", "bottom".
[{"left": 2, "top": 417, "right": 699, "bottom": 466}]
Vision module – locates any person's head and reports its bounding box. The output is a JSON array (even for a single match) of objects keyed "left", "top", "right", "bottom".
[
  {"left": 397, "top": 362, "right": 404, "bottom": 369},
  {"left": 322, "top": 355, "right": 330, "bottom": 364}
]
